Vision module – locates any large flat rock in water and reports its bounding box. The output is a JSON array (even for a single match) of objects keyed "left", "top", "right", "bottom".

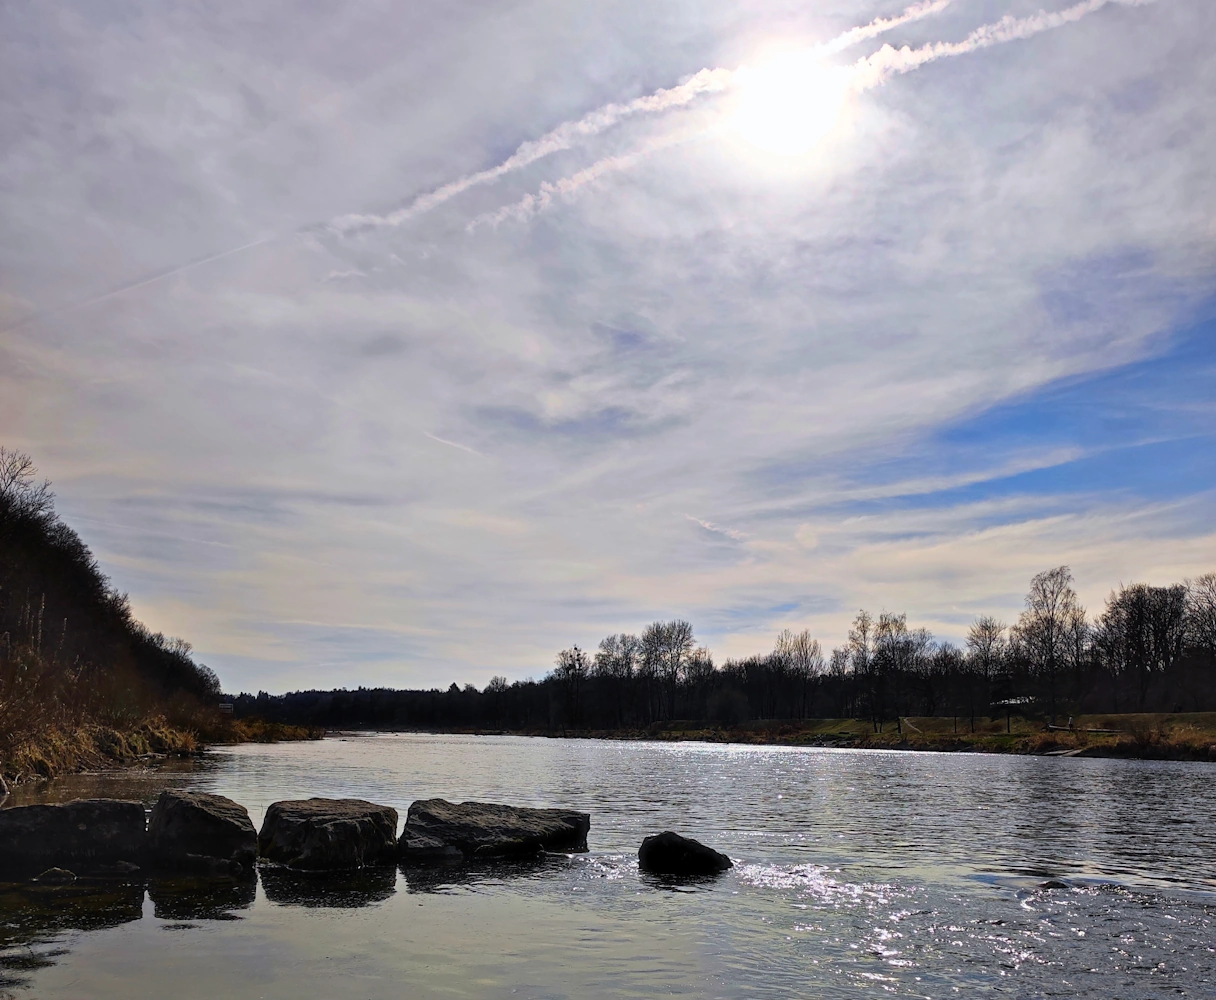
[
  {"left": 400, "top": 799, "right": 590, "bottom": 861},
  {"left": 258, "top": 798, "right": 398, "bottom": 870},
  {"left": 148, "top": 790, "right": 257, "bottom": 872},
  {"left": 0, "top": 799, "right": 146, "bottom": 878}
]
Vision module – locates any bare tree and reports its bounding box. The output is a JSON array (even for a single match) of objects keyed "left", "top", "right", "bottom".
[
  {"left": 829, "top": 646, "right": 852, "bottom": 716},
  {"left": 594, "top": 633, "right": 640, "bottom": 726},
  {"left": 1098, "top": 582, "right": 1188, "bottom": 711},
  {"left": 1013, "top": 566, "right": 1084, "bottom": 722},
  {"left": 848, "top": 610, "right": 873, "bottom": 673},
  {"left": 927, "top": 642, "right": 963, "bottom": 725},
  {"left": 1185, "top": 574, "right": 1216, "bottom": 655},
  {"left": 871, "top": 612, "right": 932, "bottom": 732},
  {"left": 965, "top": 616, "right": 1006, "bottom": 731},
  {"left": 485, "top": 675, "right": 509, "bottom": 725},
  {"left": 0, "top": 448, "right": 55, "bottom": 523},
  {"left": 682, "top": 645, "right": 716, "bottom": 716},
  {"left": 775, "top": 629, "right": 824, "bottom": 718},
  {"left": 641, "top": 620, "right": 694, "bottom": 720},
  {"left": 849, "top": 610, "right": 878, "bottom": 729},
  {"left": 553, "top": 646, "right": 589, "bottom": 728},
  {"left": 966, "top": 616, "right": 1006, "bottom": 681}
]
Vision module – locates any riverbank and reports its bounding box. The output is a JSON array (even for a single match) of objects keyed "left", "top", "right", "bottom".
[
  {"left": 399, "top": 712, "right": 1216, "bottom": 761},
  {"left": 1, "top": 717, "right": 322, "bottom": 787}
]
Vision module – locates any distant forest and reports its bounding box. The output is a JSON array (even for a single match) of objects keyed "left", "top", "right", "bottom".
[
  {"left": 0, "top": 449, "right": 222, "bottom": 763},
  {"left": 234, "top": 566, "right": 1216, "bottom": 733}
]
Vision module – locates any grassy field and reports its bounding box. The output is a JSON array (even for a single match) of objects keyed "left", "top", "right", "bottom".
[{"left": 568, "top": 713, "right": 1216, "bottom": 760}]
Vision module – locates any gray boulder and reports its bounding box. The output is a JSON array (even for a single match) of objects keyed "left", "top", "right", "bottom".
[
  {"left": 0, "top": 799, "right": 146, "bottom": 878},
  {"left": 638, "top": 831, "right": 732, "bottom": 875},
  {"left": 258, "top": 798, "right": 398, "bottom": 870},
  {"left": 148, "top": 790, "right": 256, "bottom": 872},
  {"left": 400, "top": 799, "right": 590, "bottom": 861}
]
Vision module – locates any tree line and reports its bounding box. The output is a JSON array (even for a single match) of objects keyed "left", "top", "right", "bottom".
[{"left": 233, "top": 566, "right": 1216, "bottom": 732}]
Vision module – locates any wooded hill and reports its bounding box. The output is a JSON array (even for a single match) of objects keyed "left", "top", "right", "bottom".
[{"left": 0, "top": 449, "right": 222, "bottom": 777}]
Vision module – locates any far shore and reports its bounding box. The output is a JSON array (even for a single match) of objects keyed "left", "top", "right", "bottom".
[
  {"left": 319, "top": 712, "right": 1216, "bottom": 762},
  {"left": 7, "top": 712, "right": 1213, "bottom": 790}
]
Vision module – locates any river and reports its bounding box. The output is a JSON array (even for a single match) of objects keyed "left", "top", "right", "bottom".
[{"left": 2, "top": 734, "right": 1213, "bottom": 998}]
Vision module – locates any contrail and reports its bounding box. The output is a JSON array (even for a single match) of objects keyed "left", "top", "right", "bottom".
[
  {"left": 852, "top": 0, "right": 1159, "bottom": 91},
  {"left": 330, "top": 66, "right": 733, "bottom": 233},
  {"left": 818, "top": 0, "right": 954, "bottom": 56},
  {"left": 476, "top": 0, "right": 1158, "bottom": 228},
  {"left": 467, "top": 128, "right": 708, "bottom": 230},
  {"left": 330, "top": 0, "right": 955, "bottom": 233},
  {"left": 0, "top": 236, "right": 273, "bottom": 336}
]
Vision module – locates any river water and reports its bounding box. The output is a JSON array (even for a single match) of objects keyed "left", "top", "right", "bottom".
[{"left": 2, "top": 734, "right": 1213, "bottom": 998}]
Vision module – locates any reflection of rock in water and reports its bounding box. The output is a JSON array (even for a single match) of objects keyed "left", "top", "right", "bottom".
[
  {"left": 0, "top": 878, "right": 145, "bottom": 990},
  {"left": 638, "top": 870, "right": 729, "bottom": 892},
  {"left": 148, "top": 874, "right": 256, "bottom": 921},
  {"left": 400, "top": 853, "right": 577, "bottom": 894},
  {"left": 259, "top": 864, "right": 396, "bottom": 908}
]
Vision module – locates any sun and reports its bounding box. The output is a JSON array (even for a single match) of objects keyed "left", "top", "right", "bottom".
[{"left": 729, "top": 51, "right": 851, "bottom": 157}]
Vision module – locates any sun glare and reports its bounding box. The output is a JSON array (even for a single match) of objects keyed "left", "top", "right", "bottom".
[{"left": 729, "top": 51, "right": 850, "bottom": 157}]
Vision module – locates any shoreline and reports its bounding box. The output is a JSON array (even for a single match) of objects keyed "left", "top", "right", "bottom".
[
  {"left": 7, "top": 713, "right": 1213, "bottom": 789},
  {"left": 1, "top": 718, "right": 322, "bottom": 789},
  {"left": 331, "top": 713, "right": 1216, "bottom": 763}
]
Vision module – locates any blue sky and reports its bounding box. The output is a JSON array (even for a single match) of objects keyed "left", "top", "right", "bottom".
[
  {"left": 843, "top": 307, "right": 1216, "bottom": 513},
  {"left": 1, "top": 0, "right": 1213, "bottom": 690}
]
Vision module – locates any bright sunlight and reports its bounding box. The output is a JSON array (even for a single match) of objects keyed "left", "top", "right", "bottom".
[{"left": 729, "top": 51, "right": 851, "bottom": 157}]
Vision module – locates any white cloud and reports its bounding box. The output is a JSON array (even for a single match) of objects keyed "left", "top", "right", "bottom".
[{"left": 2, "top": 0, "right": 1214, "bottom": 690}]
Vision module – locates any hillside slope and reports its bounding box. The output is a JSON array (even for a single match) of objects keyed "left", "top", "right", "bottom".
[{"left": 0, "top": 449, "right": 222, "bottom": 781}]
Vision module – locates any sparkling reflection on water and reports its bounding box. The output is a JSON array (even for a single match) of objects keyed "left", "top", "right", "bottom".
[{"left": 2, "top": 734, "right": 1214, "bottom": 998}]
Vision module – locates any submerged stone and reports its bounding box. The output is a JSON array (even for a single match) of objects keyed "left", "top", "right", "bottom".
[
  {"left": 638, "top": 831, "right": 732, "bottom": 875},
  {"left": 399, "top": 798, "right": 590, "bottom": 861},
  {"left": 148, "top": 790, "right": 257, "bottom": 872},
  {"left": 0, "top": 799, "right": 146, "bottom": 878},
  {"left": 34, "top": 867, "right": 77, "bottom": 884},
  {"left": 258, "top": 798, "right": 398, "bottom": 870}
]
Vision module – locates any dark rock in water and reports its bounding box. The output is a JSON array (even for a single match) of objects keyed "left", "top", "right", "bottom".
[
  {"left": 148, "top": 790, "right": 256, "bottom": 872},
  {"left": 98, "top": 859, "right": 143, "bottom": 875},
  {"left": 1040, "top": 878, "right": 1070, "bottom": 890},
  {"left": 258, "top": 798, "right": 398, "bottom": 870},
  {"left": 0, "top": 799, "right": 146, "bottom": 878},
  {"left": 34, "top": 867, "right": 77, "bottom": 884},
  {"left": 399, "top": 799, "right": 590, "bottom": 861},
  {"left": 638, "top": 831, "right": 732, "bottom": 875}
]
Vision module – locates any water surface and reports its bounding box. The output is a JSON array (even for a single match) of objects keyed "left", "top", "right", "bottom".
[{"left": 3, "top": 735, "right": 1213, "bottom": 998}]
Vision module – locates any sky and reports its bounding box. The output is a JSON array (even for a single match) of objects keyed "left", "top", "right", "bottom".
[{"left": 2, "top": 0, "right": 1214, "bottom": 693}]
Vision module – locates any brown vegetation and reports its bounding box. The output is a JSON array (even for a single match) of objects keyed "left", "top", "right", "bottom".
[
  {"left": 574, "top": 712, "right": 1216, "bottom": 760},
  {"left": 0, "top": 449, "right": 317, "bottom": 785}
]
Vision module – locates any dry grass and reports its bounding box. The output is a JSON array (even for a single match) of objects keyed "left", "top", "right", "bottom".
[
  {"left": 1, "top": 715, "right": 321, "bottom": 785},
  {"left": 224, "top": 718, "right": 324, "bottom": 743},
  {"left": 3, "top": 717, "right": 198, "bottom": 783}
]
